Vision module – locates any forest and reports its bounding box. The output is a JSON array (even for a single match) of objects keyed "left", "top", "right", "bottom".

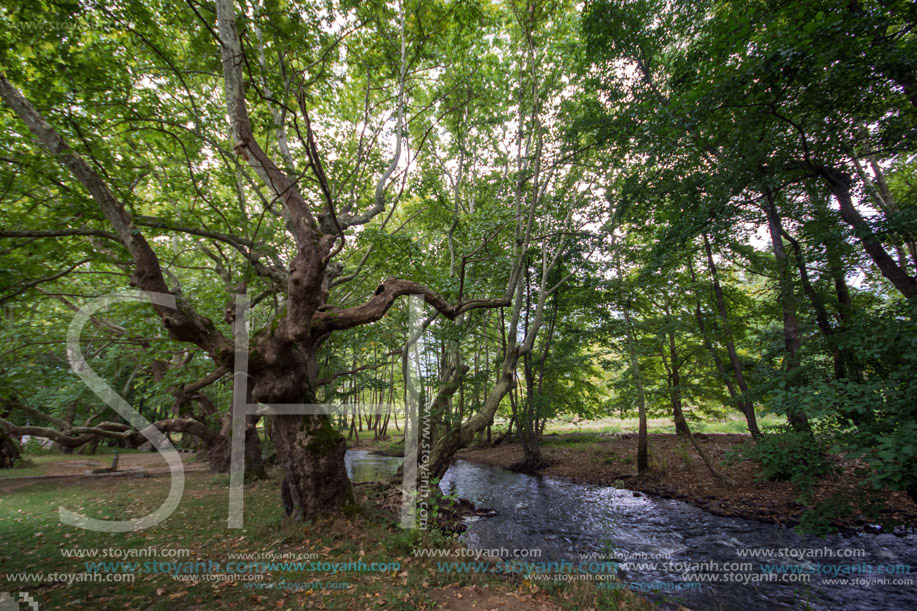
[{"left": 0, "top": 0, "right": 915, "bottom": 610}]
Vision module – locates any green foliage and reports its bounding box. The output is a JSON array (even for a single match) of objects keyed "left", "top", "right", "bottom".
[
  {"left": 796, "top": 496, "right": 849, "bottom": 537},
  {"left": 731, "top": 430, "right": 832, "bottom": 492},
  {"left": 0, "top": 0, "right": 915, "bottom": 536},
  {"left": 20, "top": 438, "right": 53, "bottom": 455}
]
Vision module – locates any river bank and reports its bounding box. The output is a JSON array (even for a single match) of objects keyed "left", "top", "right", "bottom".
[
  {"left": 0, "top": 453, "right": 654, "bottom": 610},
  {"left": 452, "top": 433, "right": 917, "bottom": 531}
]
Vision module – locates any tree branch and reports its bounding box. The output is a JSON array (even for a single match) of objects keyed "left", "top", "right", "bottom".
[
  {"left": 310, "top": 277, "right": 513, "bottom": 335},
  {"left": 0, "top": 73, "right": 231, "bottom": 359},
  {"left": 0, "top": 258, "right": 91, "bottom": 305}
]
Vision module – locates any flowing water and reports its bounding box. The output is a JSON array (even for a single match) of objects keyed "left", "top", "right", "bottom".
[{"left": 345, "top": 450, "right": 917, "bottom": 610}]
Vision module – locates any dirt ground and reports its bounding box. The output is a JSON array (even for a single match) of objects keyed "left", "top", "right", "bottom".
[
  {"left": 457, "top": 433, "right": 917, "bottom": 530},
  {"left": 28, "top": 452, "right": 197, "bottom": 475},
  {"left": 428, "top": 585, "right": 561, "bottom": 610},
  {"left": 0, "top": 452, "right": 206, "bottom": 492}
]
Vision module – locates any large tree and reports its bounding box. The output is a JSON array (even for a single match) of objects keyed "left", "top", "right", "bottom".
[{"left": 0, "top": 0, "right": 525, "bottom": 517}]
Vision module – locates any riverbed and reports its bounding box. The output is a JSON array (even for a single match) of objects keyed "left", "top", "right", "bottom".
[{"left": 345, "top": 450, "right": 917, "bottom": 610}]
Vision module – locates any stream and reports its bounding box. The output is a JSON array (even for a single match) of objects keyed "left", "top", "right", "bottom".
[{"left": 344, "top": 450, "right": 916, "bottom": 610}]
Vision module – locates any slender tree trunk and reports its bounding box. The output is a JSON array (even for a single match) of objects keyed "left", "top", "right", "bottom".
[
  {"left": 622, "top": 305, "right": 648, "bottom": 473},
  {"left": 663, "top": 335, "right": 690, "bottom": 436},
  {"left": 681, "top": 419, "right": 736, "bottom": 486},
  {"left": 764, "top": 193, "right": 812, "bottom": 433},
  {"left": 428, "top": 357, "right": 516, "bottom": 480},
  {"left": 782, "top": 229, "right": 849, "bottom": 382},
  {"left": 819, "top": 167, "right": 917, "bottom": 299},
  {"left": 693, "top": 294, "right": 743, "bottom": 421},
  {"left": 702, "top": 235, "right": 761, "bottom": 439}
]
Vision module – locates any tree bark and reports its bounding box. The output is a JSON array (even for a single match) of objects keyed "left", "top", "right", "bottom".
[
  {"left": 206, "top": 416, "right": 265, "bottom": 478},
  {"left": 764, "top": 192, "right": 811, "bottom": 433},
  {"left": 427, "top": 359, "right": 516, "bottom": 480},
  {"left": 702, "top": 235, "right": 761, "bottom": 439},
  {"left": 0, "top": 432, "right": 19, "bottom": 468},
  {"left": 664, "top": 332, "right": 691, "bottom": 437},
  {"left": 622, "top": 305, "right": 649, "bottom": 473},
  {"left": 818, "top": 166, "right": 917, "bottom": 299},
  {"left": 0, "top": 2, "right": 523, "bottom": 523},
  {"left": 781, "top": 229, "right": 850, "bottom": 383}
]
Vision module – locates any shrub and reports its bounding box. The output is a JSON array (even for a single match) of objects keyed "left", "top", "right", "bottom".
[
  {"left": 738, "top": 429, "right": 832, "bottom": 491},
  {"left": 20, "top": 438, "right": 53, "bottom": 455}
]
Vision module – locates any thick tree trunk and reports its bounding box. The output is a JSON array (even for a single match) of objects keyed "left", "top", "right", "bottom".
[
  {"left": 271, "top": 414, "right": 351, "bottom": 519},
  {"left": 207, "top": 416, "right": 264, "bottom": 477},
  {"left": 2, "top": 42, "right": 515, "bottom": 526},
  {"left": 0, "top": 432, "right": 19, "bottom": 468},
  {"left": 249, "top": 350, "right": 354, "bottom": 520}
]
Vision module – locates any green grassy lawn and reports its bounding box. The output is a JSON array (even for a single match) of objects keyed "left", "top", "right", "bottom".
[
  {"left": 0, "top": 464, "right": 653, "bottom": 610},
  {"left": 348, "top": 413, "right": 779, "bottom": 453},
  {"left": 541, "top": 413, "right": 784, "bottom": 436}
]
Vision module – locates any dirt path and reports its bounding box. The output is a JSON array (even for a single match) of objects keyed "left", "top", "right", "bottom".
[{"left": 0, "top": 453, "right": 206, "bottom": 492}]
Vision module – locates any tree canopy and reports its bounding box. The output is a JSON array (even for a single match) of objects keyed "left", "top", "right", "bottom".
[{"left": 1, "top": 0, "right": 915, "bottom": 519}]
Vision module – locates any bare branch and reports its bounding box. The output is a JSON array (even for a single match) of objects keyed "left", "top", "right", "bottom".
[{"left": 310, "top": 277, "right": 514, "bottom": 335}]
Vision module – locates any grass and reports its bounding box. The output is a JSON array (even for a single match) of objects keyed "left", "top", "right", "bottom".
[
  {"left": 541, "top": 432, "right": 605, "bottom": 448},
  {"left": 0, "top": 461, "right": 654, "bottom": 610},
  {"left": 542, "top": 413, "right": 784, "bottom": 436}
]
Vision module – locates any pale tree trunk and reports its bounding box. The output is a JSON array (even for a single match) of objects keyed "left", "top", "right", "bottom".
[
  {"left": 853, "top": 155, "right": 917, "bottom": 273},
  {"left": 424, "top": 1, "right": 571, "bottom": 479},
  {"left": 428, "top": 352, "right": 518, "bottom": 480},
  {"left": 0, "top": 1, "right": 521, "bottom": 522}
]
